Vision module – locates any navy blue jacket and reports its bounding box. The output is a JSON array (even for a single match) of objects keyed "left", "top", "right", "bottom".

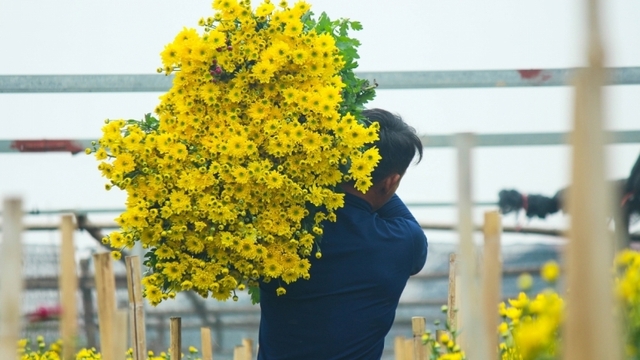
[{"left": 258, "top": 193, "right": 428, "bottom": 360}]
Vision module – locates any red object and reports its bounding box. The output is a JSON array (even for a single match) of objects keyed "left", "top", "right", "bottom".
[
  {"left": 27, "top": 305, "right": 62, "bottom": 323},
  {"left": 517, "top": 69, "right": 552, "bottom": 82},
  {"left": 10, "top": 140, "right": 84, "bottom": 154},
  {"left": 517, "top": 69, "right": 543, "bottom": 79}
]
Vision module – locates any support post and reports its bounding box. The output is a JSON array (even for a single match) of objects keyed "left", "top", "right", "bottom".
[
  {"left": 482, "top": 210, "right": 502, "bottom": 360},
  {"left": 201, "top": 327, "right": 213, "bottom": 360},
  {"left": 403, "top": 339, "right": 413, "bottom": 360},
  {"left": 114, "top": 310, "right": 128, "bottom": 359},
  {"left": 93, "top": 252, "right": 116, "bottom": 360},
  {"left": 126, "top": 256, "right": 147, "bottom": 360},
  {"left": 394, "top": 336, "right": 406, "bottom": 360},
  {"left": 563, "top": 0, "right": 622, "bottom": 359},
  {"left": 59, "top": 215, "right": 78, "bottom": 360},
  {"left": 0, "top": 197, "right": 23, "bottom": 360},
  {"left": 79, "top": 259, "right": 97, "bottom": 348},
  {"left": 170, "top": 317, "right": 182, "bottom": 360},
  {"left": 454, "top": 274, "right": 464, "bottom": 349},
  {"left": 447, "top": 253, "right": 457, "bottom": 329},
  {"left": 242, "top": 338, "right": 253, "bottom": 360},
  {"left": 412, "top": 317, "right": 427, "bottom": 360},
  {"left": 233, "top": 346, "right": 244, "bottom": 360},
  {"left": 455, "top": 133, "right": 488, "bottom": 360}
]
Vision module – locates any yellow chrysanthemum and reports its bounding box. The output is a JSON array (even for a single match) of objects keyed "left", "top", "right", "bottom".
[{"left": 92, "top": 0, "right": 378, "bottom": 303}]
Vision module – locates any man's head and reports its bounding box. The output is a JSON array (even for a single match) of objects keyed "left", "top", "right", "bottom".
[
  {"left": 364, "top": 108, "right": 423, "bottom": 183},
  {"left": 342, "top": 108, "right": 423, "bottom": 210}
]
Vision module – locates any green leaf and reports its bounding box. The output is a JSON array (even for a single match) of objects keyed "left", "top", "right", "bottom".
[
  {"left": 248, "top": 286, "right": 261, "bottom": 304},
  {"left": 316, "top": 12, "right": 332, "bottom": 33},
  {"left": 350, "top": 21, "right": 363, "bottom": 31}
]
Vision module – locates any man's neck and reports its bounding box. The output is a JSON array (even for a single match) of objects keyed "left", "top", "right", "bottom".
[{"left": 340, "top": 183, "right": 379, "bottom": 210}]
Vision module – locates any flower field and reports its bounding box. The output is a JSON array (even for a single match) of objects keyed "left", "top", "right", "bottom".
[{"left": 416, "top": 250, "right": 640, "bottom": 360}]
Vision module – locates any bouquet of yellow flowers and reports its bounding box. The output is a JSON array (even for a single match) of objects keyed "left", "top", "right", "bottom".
[{"left": 89, "top": 0, "right": 378, "bottom": 304}]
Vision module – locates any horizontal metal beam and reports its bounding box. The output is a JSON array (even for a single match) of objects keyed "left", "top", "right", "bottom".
[
  {"left": 418, "top": 130, "right": 640, "bottom": 147},
  {"left": 0, "top": 139, "right": 92, "bottom": 154},
  {"left": 2, "top": 130, "right": 638, "bottom": 154},
  {"left": 2, "top": 67, "right": 640, "bottom": 93}
]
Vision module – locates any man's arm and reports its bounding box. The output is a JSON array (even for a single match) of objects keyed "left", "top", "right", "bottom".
[
  {"left": 376, "top": 194, "right": 428, "bottom": 275},
  {"left": 376, "top": 194, "right": 419, "bottom": 222}
]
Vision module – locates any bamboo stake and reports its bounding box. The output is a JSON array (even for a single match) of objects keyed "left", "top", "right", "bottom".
[
  {"left": 403, "top": 339, "right": 413, "bottom": 360},
  {"left": 455, "top": 132, "right": 488, "bottom": 360},
  {"left": 80, "top": 259, "right": 97, "bottom": 348},
  {"left": 482, "top": 210, "right": 502, "bottom": 360},
  {"left": 126, "top": 256, "right": 147, "bottom": 360},
  {"left": 242, "top": 338, "right": 253, "bottom": 360},
  {"left": 563, "top": 0, "right": 622, "bottom": 359},
  {"left": 436, "top": 329, "right": 448, "bottom": 345},
  {"left": 412, "top": 317, "right": 427, "bottom": 360},
  {"left": 114, "top": 310, "right": 128, "bottom": 359},
  {"left": 201, "top": 327, "right": 213, "bottom": 360},
  {"left": 454, "top": 275, "right": 464, "bottom": 349},
  {"left": 170, "top": 317, "right": 182, "bottom": 360},
  {"left": 59, "top": 215, "right": 78, "bottom": 360},
  {"left": 394, "top": 336, "right": 406, "bottom": 360},
  {"left": 233, "top": 346, "right": 244, "bottom": 360},
  {"left": 447, "top": 253, "right": 457, "bottom": 329},
  {"left": 0, "top": 197, "right": 23, "bottom": 360},
  {"left": 93, "top": 252, "right": 117, "bottom": 360}
]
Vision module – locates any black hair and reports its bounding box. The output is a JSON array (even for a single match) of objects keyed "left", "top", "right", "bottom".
[{"left": 362, "top": 108, "right": 423, "bottom": 182}]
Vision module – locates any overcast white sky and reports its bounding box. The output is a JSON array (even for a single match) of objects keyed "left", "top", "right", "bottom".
[{"left": 1, "top": 0, "right": 639, "bottom": 245}]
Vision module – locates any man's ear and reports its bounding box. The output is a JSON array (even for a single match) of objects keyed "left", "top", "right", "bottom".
[{"left": 380, "top": 173, "right": 402, "bottom": 195}]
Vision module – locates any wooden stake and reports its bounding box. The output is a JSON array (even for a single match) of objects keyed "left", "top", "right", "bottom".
[
  {"left": 170, "top": 317, "right": 182, "bottom": 360},
  {"left": 447, "top": 253, "right": 457, "bottom": 329},
  {"left": 233, "top": 345, "right": 244, "bottom": 360},
  {"left": 482, "top": 210, "right": 502, "bottom": 360},
  {"left": 563, "top": 0, "right": 622, "bottom": 359},
  {"left": 435, "top": 329, "right": 448, "bottom": 345},
  {"left": 93, "top": 252, "right": 117, "bottom": 360},
  {"left": 201, "top": 327, "right": 213, "bottom": 360},
  {"left": 126, "top": 256, "right": 147, "bottom": 360},
  {"left": 80, "top": 259, "right": 97, "bottom": 348},
  {"left": 455, "top": 133, "right": 488, "bottom": 360},
  {"left": 242, "top": 338, "right": 253, "bottom": 360},
  {"left": 403, "top": 339, "right": 413, "bottom": 360},
  {"left": 454, "top": 274, "right": 464, "bottom": 349},
  {"left": 412, "top": 317, "right": 427, "bottom": 360},
  {"left": 59, "top": 215, "right": 78, "bottom": 360},
  {"left": 114, "top": 310, "right": 129, "bottom": 359},
  {"left": 0, "top": 197, "right": 23, "bottom": 360},
  {"left": 394, "top": 336, "right": 405, "bottom": 360}
]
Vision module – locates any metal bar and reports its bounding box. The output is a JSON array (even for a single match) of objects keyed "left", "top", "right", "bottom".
[
  {"left": 0, "top": 74, "right": 172, "bottom": 93},
  {"left": 0, "top": 139, "right": 93, "bottom": 154},
  {"left": 1, "top": 67, "right": 640, "bottom": 93},
  {"left": 1, "top": 130, "right": 639, "bottom": 155},
  {"left": 359, "top": 67, "right": 640, "bottom": 89},
  {"left": 420, "top": 130, "right": 640, "bottom": 148}
]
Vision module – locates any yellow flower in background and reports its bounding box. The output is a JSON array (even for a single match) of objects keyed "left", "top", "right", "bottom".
[
  {"left": 541, "top": 260, "right": 560, "bottom": 283},
  {"left": 508, "top": 292, "right": 530, "bottom": 310},
  {"left": 517, "top": 272, "right": 533, "bottom": 291}
]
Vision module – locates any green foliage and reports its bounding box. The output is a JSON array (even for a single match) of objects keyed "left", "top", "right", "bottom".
[
  {"left": 303, "top": 11, "right": 377, "bottom": 121},
  {"left": 249, "top": 285, "right": 261, "bottom": 305}
]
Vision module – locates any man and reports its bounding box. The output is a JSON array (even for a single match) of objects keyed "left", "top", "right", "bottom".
[{"left": 258, "top": 108, "right": 428, "bottom": 359}]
